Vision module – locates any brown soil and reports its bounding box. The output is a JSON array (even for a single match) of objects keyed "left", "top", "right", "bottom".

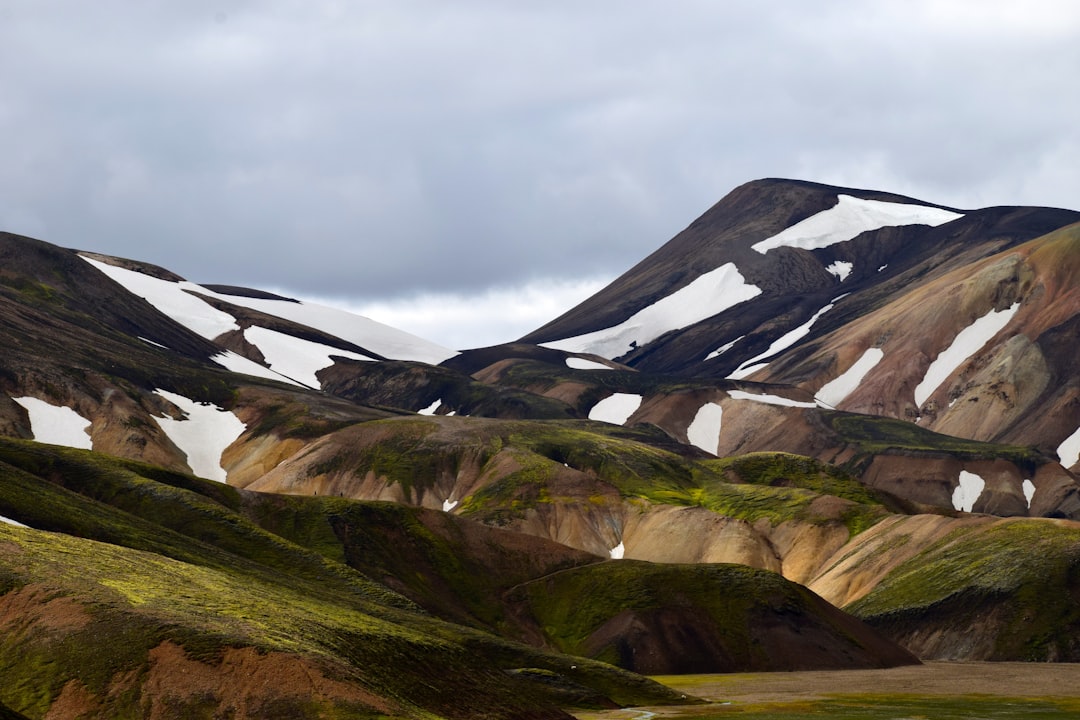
[{"left": 573, "top": 662, "right": 1080, "bottom": 718}]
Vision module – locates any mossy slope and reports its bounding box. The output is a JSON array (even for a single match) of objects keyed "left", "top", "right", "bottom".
[
  {"left": 0, "top": 439, "right": 688, "bottom": 718},
  {"left": 509, "top": 560, "right": 917, "bottom": 674},
  {"left": 846, "top": 518, "right": 1080, "bottom": 660}
]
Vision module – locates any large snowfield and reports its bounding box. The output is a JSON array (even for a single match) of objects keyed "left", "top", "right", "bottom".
[
  {"left": 543, "top": 263, "right": 761, "bottom": 358},
  {"left": 751, "top": 194, "right": 964, "bottom": 254},
  {"left": 81, "top": 255, "right": 457, "bottom": 375}
]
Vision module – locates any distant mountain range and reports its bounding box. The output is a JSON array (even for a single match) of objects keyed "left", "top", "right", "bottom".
[{"left": 1, "top": 178, "right": 1079, "bottom": 718}]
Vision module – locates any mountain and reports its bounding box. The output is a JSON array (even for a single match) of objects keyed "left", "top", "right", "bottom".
[{"left": 1, "top": 177, "right": 1079, "bottom": 716}]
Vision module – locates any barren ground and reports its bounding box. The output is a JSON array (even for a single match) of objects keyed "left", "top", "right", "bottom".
[{"left": 574, "top": 662, "right": 1080, "bottom": 719}]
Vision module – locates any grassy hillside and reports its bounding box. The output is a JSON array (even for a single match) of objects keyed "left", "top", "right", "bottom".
[
  {"left": 508, "top": 560, "right": 917, "bottom": 674},
  {"left": 846, "top": 518, "right": 1080, "bottom": 660},
  {"left": 0, "top": 438, "right": 688, "bottom": 718}
]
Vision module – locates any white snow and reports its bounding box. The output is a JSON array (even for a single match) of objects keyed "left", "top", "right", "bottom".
[
  {"left": 442, "top": 498, "right": 458, "bottom": 512},
  {"left": 705, "top": 335, "right": 744, "bottom": 361},
  {"left": 418, "top": 399, "right": 441, "bottom": 415},
  {"left": 609, "top": 541, "right": 625, "bottom": 560},
  {"left": 195, "top": 287, "right": 457, "bottom": 364},
  {"left": 878, "top": 264, "right": 889, "bottom": 272},
  {"left": 0, "top": 515, "right": 28, "bottom": 528},
  {"left": 751, "top": 194, "right": 964, "bottom": 254},
  {"left": 139, "top": 336, "right": 168, "bottom": 349},
  {"left": 1057, "top": 425, "right": 1080, "bottom": 469},
  {"left": 686, "top": 402, "right": 723, "bottom": 455},
  {"left": 13, "top": 397, "right": 93, "bottom": 450},
  {"left": 152, "top": 389, "right": 246, "bottom": 482},
  {"left": 727, "top": 300, "right": 838, "bottom": 380},
  {"left": 1022, "top": 479, "right": 1036, "bottom": 509},
  {"left": 81, "top": 254, "right": 456, "bottom": 365},
  {"left": 243, "top": 326, "right": 373, "bottom": 389},
  {"left": 952, "top": 470, "right": 985, "bottom": 512},
  {"left": 814, "top": 348, "right": 885, "bottom": 408},
  {"left": 82, "top": 256, "right": 240, "bottom": 339},
  {"left": 588, "top": 393, "right": 643, "bottom": 425},
  {"left": 913, "top": 303, "right": 1020, "bottom": 406},
  {"left": 728, "top": 390, "right": 819, "bottom": 408},
  {"left": 210, "top": 350, "right": 304, "bottom": 387},
  {"left": 826, "top": 261, "right": 854, "bottom": 281},
  {"left": 565, "top": 357, "right": 613, "bottom": 370},
  {"left": 542, "top": 263, "right": 761, "bottom": 358}
]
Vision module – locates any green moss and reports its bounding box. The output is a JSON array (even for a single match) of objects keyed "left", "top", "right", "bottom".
[{"left": 828, "top": 412, "right": 1044, "bottom": 470}]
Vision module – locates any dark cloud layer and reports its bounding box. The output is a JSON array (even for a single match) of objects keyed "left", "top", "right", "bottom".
[{"left": 1, "top": 1, "right": 1078, "bottom": 307}]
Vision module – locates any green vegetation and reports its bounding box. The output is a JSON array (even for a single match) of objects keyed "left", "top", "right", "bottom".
[
  {"left": 828, "top": 412, "right": 1045, "bottom": 470},
  {"left": 0, "top": 438, "right": 688, "bottom": 717},
  {"left": 847, "top": 519, "right": 1080, "bottom": 660}
]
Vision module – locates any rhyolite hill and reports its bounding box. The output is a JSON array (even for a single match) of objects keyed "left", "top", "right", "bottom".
[{"left": 1, "top": 177, "right": 1079, "bottom": 718}]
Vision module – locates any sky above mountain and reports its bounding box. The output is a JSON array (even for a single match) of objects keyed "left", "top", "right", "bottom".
[{"left": 2, "top": 1, "right": 1078, "bottom": 349}]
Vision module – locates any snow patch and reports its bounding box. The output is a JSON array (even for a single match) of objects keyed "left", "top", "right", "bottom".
[
  {"left": 727, "top": 301, "right": 837, "bottom": 379},
  {"left": 243, "top": 326, "right": 372, "bottom": 389},
  {"left": 1057, "top": 425, "right": 1080, "bottom": 469},
  {"left": 588, "top": 393, "right": 643, "bottom": 425},
  {"left": 728, "top": 390, "right": 819, "bottom": 408},
  {"left": 542, "top": 264, "right": 761, "bottom": 358},
  {"left": 878, "top": 264, "right": 889, "bottom": 272},
  {"left": 210, "top": 350, "right": 304, "bottom": 386},
  {"left": 705, "top": 335, "right": 744, "bottom": 361},
  {"left": 751, "top": 194, "right": 963, "bottom": 254},
  {"left": 952, "top": 470, "right": 985, "bottom": 512},
  {"left": 152, "top": 389, "right": 246, "bottom": 483},
  {"left": 0, "top": 515, "right": 28, "bottom": 528},
  {"left": 814, "top": 348, "right": 885, "bottom": 408},
  {"left": 418, "top": 399, "right": 441, "bottom": 415},
  {"left": 565, "top": 357, "right": 613, "bottom": 370},
  {"left": 914, "top": 303, "right": 1020, "bottom": 406},
  {"left": 609, "top": 541, "right": 625, "bottom": 560},
  {"left": 139, "top": 336, "right": 168, "bottom": 349},
  {"left": 686, "top": 402, "right": 723, "bottom": 455},
  {"left": 1022, "top": 479, "right": 1036, "bottom": 509},
  {"left": 442, "top": 498, "right": 458, "bottom": 512},
  {"left": 826, "top": 261, "right": 853, "bottom": 281},
  {"left": 13, "top": 397, "right": 93, "bottom": 450}
]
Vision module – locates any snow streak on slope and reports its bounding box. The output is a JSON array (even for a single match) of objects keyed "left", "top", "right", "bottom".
[
  {"left": 727, "top": 299, "right": 840, "bottom": 380},
  {"left": 913, "top": 303, "right": 1020, "bottom": 406},
  {"left": 153, "top": 389, "right": 245, "bottom": 482},
  {"left": 242, "top": 326, "right": 372, "bottom": 389},
  {"left": 705, "top": 335, "right": 744, "bottom": 361},
  {"left": 209, "top": 350, "right": 304, "bottom": 386},
  {"left": 727, "top": 390, "right": 818, "bottom": 408},
  {"left": 826, "top": 261, "right": 853, "bottom": 281},
  {"left": 82, "top": 256, "right": 239, "bottom": 339},
  {"left": 1023, "top": 479, "right": 1037, "bottom": 509},
  {"left": 542, "top": 263, "right": 761, "bottom": 358},
  {"left": 686, "top": 402, "right": 723, "bottom": 455},
  {"left": 814, "top": 348, "right": 885, "bottom": 408},
  {"left": 751, "top": 195, "right": 963, "bottom": 254},
  {"left": 13, "top": 397, "right": 93, "bottom": 450},
  {"left": 588, "top": 393, "right": 643, "bottom": 425},
  {"left": 565, "top": 357, "right": 613, "bottom": 370}
]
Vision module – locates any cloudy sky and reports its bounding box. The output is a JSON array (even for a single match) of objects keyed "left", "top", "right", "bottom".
[{"left": 2, "top": 1, "right": 1078, "bottom": 349}]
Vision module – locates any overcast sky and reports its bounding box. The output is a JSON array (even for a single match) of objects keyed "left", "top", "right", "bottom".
[{"left": 2, "top": 1, "right": 1078, "bottom": 349}]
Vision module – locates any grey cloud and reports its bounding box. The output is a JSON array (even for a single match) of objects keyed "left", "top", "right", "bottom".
[{"left": 0, "top": 1, "right": 1077, "bottom": 304}]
